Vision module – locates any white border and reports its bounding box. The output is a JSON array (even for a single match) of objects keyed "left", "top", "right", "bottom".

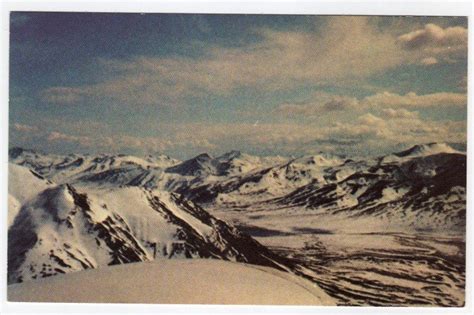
[
  {"left": 1, "top": 1, "right": 472, "bottom": 315},
  {"left": 0, "top": 0, "right": 472, "bottom": 16}
]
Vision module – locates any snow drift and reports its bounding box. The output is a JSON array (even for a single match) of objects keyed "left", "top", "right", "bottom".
[{"left": 8, "top": 259, "right": 335, "bottom": 305}]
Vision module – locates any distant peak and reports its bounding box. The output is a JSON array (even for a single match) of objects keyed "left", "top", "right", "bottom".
[{"left": 394, "top": 143, "right": 457, "bottom": 157}]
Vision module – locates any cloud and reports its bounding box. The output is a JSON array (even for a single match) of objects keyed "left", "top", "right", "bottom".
[
  {"left": 163, "top": 116, "right": 465, "bottom": 157},
  {"left": 38, "top": 17, "right": 408, "bottom": 106},
  {"left": 41, "top": 128, "right": 217, "bottom": 156},
  {"left": 47, "top": 131, "right": 91, "bottom": 146},
  {"left": 329, "top": 115, "right": 389, "bottom": 141},
  {"left": 275, "top": 92, "right": 358, "bottom": 117},
  {"left": 358, "top": 113, "right": 385, "bottom": 126},
  {"left": 420, "top": 57, "right": 438, "bottom": 66},
  {"left": 362, "top": 91, "right": 466, "bottom": 108},
  {"left": 398, "top": 23, "right": 467, "bottom": 50},
  {"left": 381, "top": 108, "right": 419, "bottom": 119},
  {"left": 38, "top": 19, "right": 467, "bottom": 107},
  {"left": 13, "top": 123, "right": 38, "bottom": 132},
  {"left": 275, "top": 90, "right": 465, "bottom": 118},
  {"left": 397, "top": 23, "right": 467, "bottom": 64},
  {"left": 13, "top": 113, "right": 466, "bottom": 158},
  {"left": 324, "top": 113, "right": 465, "bottom": 153}
]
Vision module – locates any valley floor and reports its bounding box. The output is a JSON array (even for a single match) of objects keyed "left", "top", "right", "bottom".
[{"left": 211, "top": 206, "right": 466, "bottom": 306}]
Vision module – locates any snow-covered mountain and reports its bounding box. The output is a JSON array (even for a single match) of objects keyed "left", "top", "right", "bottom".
[
  {"left": 380, "top": 142, "right": 461, "bottom": 164},
  {"left": 9, "top": 147, "right": 181, "bottom": 185},
  {"left": 8, "top": 143, "right": 466, "bottom": 290},
  {"left": 182, "top": 145, "right": 465, "bottom": 231},
  {"left": 271, "top": 152, "right": 465, "bottom": 230},
  {"left": 8, "top": 181, "right": 149, "bottom": 283},
  {"left": 9, "top": 144, "right": 465, "bottom": 229},
  {"left": 8, "top": 163, "right": 292, "bottom": 284},
  {"left": 394, "top": 142, "right": 460, "bottom": 157},
  {"left": 168, "top": 153, "right": 345, "bottom": 205},
  {"left": 165, "top": 150, "right": 286, "bottom": 178}
]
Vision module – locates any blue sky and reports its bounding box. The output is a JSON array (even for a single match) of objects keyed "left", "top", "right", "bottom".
[{"left": 9, "top": 13, "right": 467, "bottom": 159}]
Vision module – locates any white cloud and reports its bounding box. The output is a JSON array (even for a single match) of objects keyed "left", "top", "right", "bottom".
[
  {"left": 420, "top": 57, "right": 438, "bottom": 66},
  {"left": 37, "top": 17, "right": 409, "bottom": 106},
  {"left": 163, "top": 116, "right": 465, "bottom": 156},
  {"left": 357, "top": 113, "right": 386, "bottom": 126},
  {"left": 38, "top": 19, "right": 467, "bottom": 107},
  {"left": 13, "top": 123, "right": 38, "bottom": 133},
  {"left": 398, "top": 23, "right": 467, "bottom": 50},
  {"left": 381, "top": 108, "right": 419, "bottom": 119},
  {"left": 324, "top": 113, "right": 465, "bottom": 151},
  {"left": 42, "top": 129, "right": 216, "bottom": 155},
  {"left": 397, "top": 23, "right": 467, "bottom": 64},
  {"left": 362, "top": 91, "right": 466, "bottom": 108},
  {"left": 15, "top": 114, "right": 466, "bottom": 157},
  {"left": 275, "top": 90, "right": 466, "bottom": 118}
]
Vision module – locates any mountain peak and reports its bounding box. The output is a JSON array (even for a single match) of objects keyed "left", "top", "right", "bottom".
[
  {"left": 394, "top": 143, "right": 458, "bottom": 158},
  {"left": 165, "top": 153, "right": 214, "bottom": 176},
  {"left": 218, "top": 150, "right": 242, "bottom": 161},
  {"left": 194, "top": 153, "right": 212, "bottom": 161}
]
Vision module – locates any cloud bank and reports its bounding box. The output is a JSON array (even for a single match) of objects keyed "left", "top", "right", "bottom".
[
  {"left": 11, "top": 15, "right": 466, "bottom": 158},
  {"left": 276, "top": 91, "right": 466, "bottom": 117},
  {"left": 38, "top": 19, "right": 466, "bottom": 108}
]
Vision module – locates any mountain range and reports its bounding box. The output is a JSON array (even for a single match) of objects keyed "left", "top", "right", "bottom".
[{"left": 7, "top": 143, "right": 466, "bottom": 305}]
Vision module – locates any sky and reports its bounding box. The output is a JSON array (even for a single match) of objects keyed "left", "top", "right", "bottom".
[{"left": 9, "top": 13, "right": 468, "bottom": 159}]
